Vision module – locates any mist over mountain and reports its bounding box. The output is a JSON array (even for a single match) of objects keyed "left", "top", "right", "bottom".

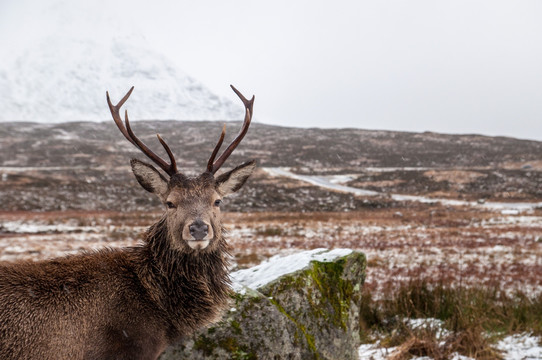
[{"left": 0, "top": 34, "right": 243, "bottom": 122}]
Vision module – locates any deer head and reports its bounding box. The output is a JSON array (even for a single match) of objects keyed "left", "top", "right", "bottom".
[{"left": 106, "top": 85, "right": 255, "bottom": 251}]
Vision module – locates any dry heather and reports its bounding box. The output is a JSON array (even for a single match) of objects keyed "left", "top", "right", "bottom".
[
  {"left": 1, "top": 205, "right": 540, "bottom": 299},
  {"left": 1, "top": 205, "right": 541, "bottom": 358}
]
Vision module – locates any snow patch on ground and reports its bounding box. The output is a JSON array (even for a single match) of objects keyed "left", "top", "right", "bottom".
[
  {"left": 263, "top": 168, "right": 379, "bottom": 196},
  {"left": 328, "top": 174, "right": 356, "bottom": 184},
  {"left": 231, "top": 248, "right": 352, "bottom": 293},
  {"left": 1, "top": 220, "right": 95, "bottom": 234},
  {"left": 358, "top": 321, "right": 542, "bottom": 360},
  {"left": 264, "top": 167, "right": 542, "bottom": 212},
  {"left": 497, "top": 333, "right": 542, "bottom": 360},
  {"left": 357, "top": 342, "right": 474, "bottom": 360}
]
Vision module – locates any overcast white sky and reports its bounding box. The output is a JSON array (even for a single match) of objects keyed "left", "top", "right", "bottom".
[{"left": 1, "top": 0, "right": 542, "bottom": 140}]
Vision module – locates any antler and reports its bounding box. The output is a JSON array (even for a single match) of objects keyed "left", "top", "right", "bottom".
[
  {"left": 106, "top": 87, "right": 178, "bottom": 176},
  {"left": 207, "top": 85, "right": 254, "bottom": 174}
]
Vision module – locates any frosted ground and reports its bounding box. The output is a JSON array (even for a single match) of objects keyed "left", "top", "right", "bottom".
[
  {"left": 1, "top": 208, "right": 540, "bottom": 359},
  {"left": 0, "top": 167, "right": 540, "bottom": 358},
  {"left": 265, "top": 167, "right": 542, "bottom": 212},
  {"left": 3, "top": 207, "right": 540, "bottom": 299},
  {"left": 358, "top": 331, "right": 542, "bottom": 360}
]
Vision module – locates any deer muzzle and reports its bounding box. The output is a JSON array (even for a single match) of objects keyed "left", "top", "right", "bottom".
[
  {"left": 189, "top": 220, "right": 209, "bottom": 240},
  {"left": 185, "top": 219, "right": 212, "bottom": 250}
]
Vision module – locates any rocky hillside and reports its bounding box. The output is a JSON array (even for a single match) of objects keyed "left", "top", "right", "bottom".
[
  {"left": 2, "top": 121, "right": 541, "bottom": 170},
  {"left": 1, "top": 121, "right": 541, "bottom": 212}
]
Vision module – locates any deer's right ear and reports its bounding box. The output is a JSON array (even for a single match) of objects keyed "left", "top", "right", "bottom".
[{"left": 130, "top": 159, "right": 169, "bottom": 200}]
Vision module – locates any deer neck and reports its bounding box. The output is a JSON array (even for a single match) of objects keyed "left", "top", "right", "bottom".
[{"left": 137, "top": 217, "right": 232, "bottom": 334}]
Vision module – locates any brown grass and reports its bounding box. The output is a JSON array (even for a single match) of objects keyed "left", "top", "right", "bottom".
[
  {"left": 359, "top": 275, "right": 542, "bottom": 359},
  {"left": 1, "top": 207, "right": 541, "bottom": 355},
  {"left": 389, "top": 336, "right": 443, "bottom": 360}
]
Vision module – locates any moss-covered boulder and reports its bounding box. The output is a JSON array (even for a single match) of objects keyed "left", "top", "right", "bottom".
[{"left": 160, "top": 249, "right": 366, "bottom": 360}]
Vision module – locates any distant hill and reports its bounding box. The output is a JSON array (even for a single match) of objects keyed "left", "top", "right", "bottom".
[
  {"left": 0, "top": 121, "right": 541, "bottom": 212},
  {"left": 0, "top": 36, "right": 241, "bottom": 122},
  {"left": 1, "top": 121, "right": 541, "bottom": 169}
]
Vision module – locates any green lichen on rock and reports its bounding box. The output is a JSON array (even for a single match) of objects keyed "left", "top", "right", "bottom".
[
  {"left": 261, "top": 251, "right": 366, "bottom": 359},
  {"left": 309, "top": 256, "right": 356, "bottom": 329},
  {"left": 159, "top": 250, "right": 366, "bottom": 360}
]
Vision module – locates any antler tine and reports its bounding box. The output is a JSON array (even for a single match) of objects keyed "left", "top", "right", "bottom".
[
  {"left": 107, "top": 87, "right": 178, "bottom": 176},
  {"left": 156, "top": 134, "right": 178, "bottom": 174},
  {"left": 209, "top": 85, "right": 254, "bottom": 174},
  {"left": 106, "top": 87, "right": 136, "bottom": 147},
  {"left": 230, "top": 84, "right": 254, "bottom": 109},
  {"left": 207, "top": 124, "right": 226, "bottom": 172},
  {"left": 124, "top": 112, "right": 178, "bottom": 175}
]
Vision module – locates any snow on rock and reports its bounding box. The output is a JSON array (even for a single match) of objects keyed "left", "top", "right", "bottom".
[
  {"left": 0, "top": 36, "right": 242, "bottom": 122},
  {"left": 161, "top": 249, "right": 365, "bottom": 359},
  {"left": 231, "top": 248, "right": 353, "bottom": 292}
]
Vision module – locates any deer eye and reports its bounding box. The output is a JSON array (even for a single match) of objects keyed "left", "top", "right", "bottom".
[
  {"left": 166, "top": 201, "right": 176, "bottom": 209},
  {"left": 214, "top": 199, "right": 222, "bottom": 207}
]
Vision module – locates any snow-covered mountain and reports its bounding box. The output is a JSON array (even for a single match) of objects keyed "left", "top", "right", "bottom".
[{"left": 0, "top": 35, "right": 243, "bottom": 122}]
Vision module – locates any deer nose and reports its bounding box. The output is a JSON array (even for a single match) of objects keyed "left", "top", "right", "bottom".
[{"left": 189, "top": 220, "right": 209, "bottom": 240}]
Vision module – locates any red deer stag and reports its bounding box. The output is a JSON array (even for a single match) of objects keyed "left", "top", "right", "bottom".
[{"left": 0, "top": 85, "right": 256, "bottom": 359}]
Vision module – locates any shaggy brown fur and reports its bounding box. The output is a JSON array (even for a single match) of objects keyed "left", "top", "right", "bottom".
[
  {"left": 0, "top": 160, "right": 255, "bottom": 360},
  {"left": 0, "top": 215, "right": 231, "bottom": 360}
]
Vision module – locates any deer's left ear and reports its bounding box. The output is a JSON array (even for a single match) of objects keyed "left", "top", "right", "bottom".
[{"left": 215, "top": 160, "right": 256, "bottom": 196}]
